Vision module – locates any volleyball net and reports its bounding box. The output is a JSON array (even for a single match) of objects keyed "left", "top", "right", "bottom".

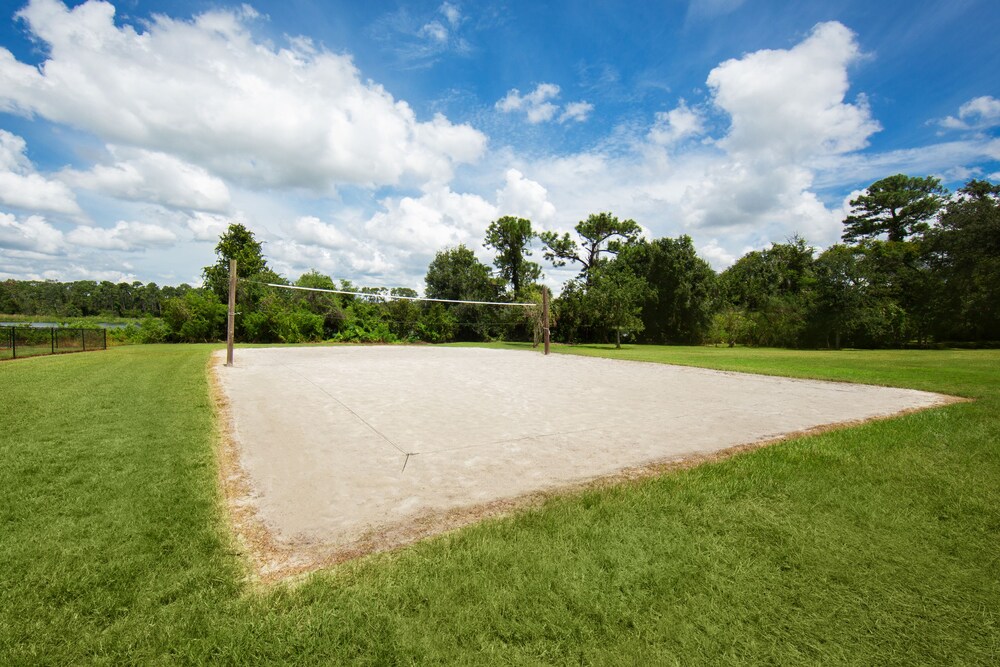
[
  {"left": 260, "top": 282, "right": 537, "bottom": 308},
  {"left": 224, "top": 272, "right": 552, "bottom": 355}
]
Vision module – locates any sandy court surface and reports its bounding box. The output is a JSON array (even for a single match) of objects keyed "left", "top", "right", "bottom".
[{"left": 213, "top": 346, "right": 952, "bottom": 575}]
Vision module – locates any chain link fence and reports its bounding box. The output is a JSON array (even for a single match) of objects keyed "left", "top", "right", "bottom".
[{"left": 0, "top": 326, "right": 108, "bottom": 360}]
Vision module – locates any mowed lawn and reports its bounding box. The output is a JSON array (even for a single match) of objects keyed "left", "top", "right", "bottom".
[{"left": 1, "top": 344, "right": 998, "bottom": 664}]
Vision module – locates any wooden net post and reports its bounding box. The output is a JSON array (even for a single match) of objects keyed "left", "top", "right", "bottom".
[
  {"left": 542, "top": 286, "right": 550, "bottom": 356},
  {"left": 226, "top": 259, "right": 236, "bottom": 367}
]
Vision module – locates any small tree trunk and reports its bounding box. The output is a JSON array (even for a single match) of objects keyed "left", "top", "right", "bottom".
[{"left": 615, "top": 328, "right": 621, "bottom": 349}]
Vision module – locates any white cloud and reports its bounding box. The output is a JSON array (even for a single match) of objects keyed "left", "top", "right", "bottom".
[
  {"left": 699, "top": 238, "right": 745, "bottom": 269},
  {"left": 810, "top": 138, "right": 1000, "bottom": 188},
  {"left": 488, "top": 22, "right": 884, "bottom": 269},
  {"left": 186, "top": 211, "right": 238, "bottom": 242},
  {"left": 59, "top": 147, "right": 231, "bottom": 212},
  {"left": 292, "top": 216, "right": 352, "bottom": 249},
  {"left": 0, "top": 0, "right": 485, "bottom": 191},
  {"left": 559, "top": 101, "right": 595, "bottom": 124},
  {"left": 267, "top": 185, "right": 501, "bottom": 287},
  {"left": 0, "top": 211, "right": 65, "bottom": 254},
  {"left": 497, "top": 83, "right": 592, "bottom": 124},
  {"left": 364, "top": 186, "right": 497, "bottom": 256},
  {"left": 707, "top": 21, "right": 880, "bottom": 163},
  {"left": 648, "top": 102, "right": 704, "bottom": 145},
  {"left": 66, "top": 220, "right": 177, "bottom": 251},
  {"left": 0, "top": 130, "right": 82, "bottom": 217},
  {"left": 939, "top": 96, "right": 1000, "bottom": 131},
  {"left": 367, "top": 2, "right": 472, "bottom": 67},
  {"left": 495, "top": 168, "right": 556, "bottom": 225},
  {"left": 420, "top": 20, "right": 448, "bottom": 43},
  {"left": 440, "top": 3, "right": 461, "bottom": 27}
]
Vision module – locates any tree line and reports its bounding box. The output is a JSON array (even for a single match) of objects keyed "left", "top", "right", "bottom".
[{"left": 2, "top": 174, "right": 997, "bottom": 348}]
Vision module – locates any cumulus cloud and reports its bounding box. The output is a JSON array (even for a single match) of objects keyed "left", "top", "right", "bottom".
[
  {"left": 492, "top": 22, "right": 884, "bottom": 269},
  {"left": 0, "top": 0, "right": 485, "bottom": 191},
  {"left": 495, "top": 168, "right": 556, "bottom": 225},
  {"left": 0, "top": 130, "right": 82, "bottom": 217},
  {"left": 939, "top": 96, "right": 1000, "bottom": 131},
  {"left": 364, "top": 186, "right": 497, "bottom": 256},
  {"left": 699, "top": 238, "right": 748, "bottom": 269},
  {"left": 185, "top": 211, "right": 239, "bottom": 242},
  {"left": 267, "top": 185, "right": 501, "bottom": 286},
  {"left": 707, "top": 21, "right": 880, "bottom": 163},
  {"left": 292, "top": 216, "right": 352, "bottom": 249},
  {"left": 648, "top": 102, "right": 705, "bottom": 145},
  {"left": 0, "top": 211, "right": 65, "bottom": 254},
  {"left": 497, "top": 83, "right": 592, "bottom": 124},
  {"left": 59, "top": 147, "right": 231, "bottom": 212},
  {"left": 66, "top": 220, "right": 178, "bottom": 251}
]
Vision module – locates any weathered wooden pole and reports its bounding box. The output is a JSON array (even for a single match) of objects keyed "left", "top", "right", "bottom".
[
  {"left": 226, "top": 258, "right": 236, "bottom": 367},
  {"left": 542, "top": 285, "right": 550, "bottom": 356}
]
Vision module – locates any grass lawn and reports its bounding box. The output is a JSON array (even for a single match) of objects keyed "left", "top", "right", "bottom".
[{"left": 1, "top": 344, "right": 998, "bottom": 663}]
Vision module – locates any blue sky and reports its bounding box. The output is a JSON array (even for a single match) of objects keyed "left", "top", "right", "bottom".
[{"left": 0, "top": 0, "right": 997, "bottom": 289}]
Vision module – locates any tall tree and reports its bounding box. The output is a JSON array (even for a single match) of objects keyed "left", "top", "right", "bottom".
[
  {"left": 842, "top": 174, "right": 947, "bottom": 243},
  {"left": 587, "top": 261, "right": 650, "bottom": 349},
  {"left": 617, "top": 236, "right": 716, "bottom": 344},
  {"left": 926, "top": 179, "right": 1000, "bottom": 341},
  {"left": 424, "top": 245, "right": 500, "bottom": 340},
  {"left": 718, "top": 237, "right": 816, "bottom": 347},
  {"left": 202, "top": 223, "right": 279, "bottom": 302},
  {"left": 483, "top": 216, "right": 541, "bottom": 298},
  {"left": 811, "top": 244, "right": 867, "bottom": 349},
  {"left": 202, "top": 223, "right": 285, "bottom": 341},
  {"left": 424, "top": 245, "right": 496, "bottom": 301},
  {"left": 541, "top": 212, "right": 641, "bottom": 285}
]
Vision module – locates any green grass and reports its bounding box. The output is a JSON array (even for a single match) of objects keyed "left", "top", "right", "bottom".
[{"left": 1, "top": 344, "right": 998, "bottom": 663}]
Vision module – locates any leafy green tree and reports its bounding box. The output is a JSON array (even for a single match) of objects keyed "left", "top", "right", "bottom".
[
  {"left": 162, "top": 291, "right": 227, "bottom": 342},
  {"left": 386, "top": 287, "right": 421, "bottom": 341},
  {"left": 926, "top": 179, "right": 1000, "bottom": 341},
  {"left": 617, "top": 236, "right": 716, "bottom": 344},
  {"left": 843, "top": 174, "right": 947, "bottom": 244},
  {"left": 425, "top": 245, "right": 496, "bottom": 301},
  {"left": 587, "top": 262, "right": 651, "bottom": 349},
  {"left": 718, "top": 237, "right": 815, "bottom": 347},
  {"left": 549, "top": 279, "right": 590, "bottom": 343},
  {"left": 483, "top": 216, "right": 541, "bottom": 299},
  {"left": 541, "top": 212, "right": 642, "bottom": 285},
  {"left": 847, "top": 240, "right": 929, "bottom": 347},
  {"left": 417, "top": 302, "right": 458, "bottom": 343},
  {"left": 810, "top": 245, "right": 869, "bottom": 348},
  {"left": 424, "top": 245, "right": 501, "bottom": 340},
  {"left": 0, "top": 280, "right": 16, "bottom": 314},
  {"left": 292, "top": 270, "right": 345, "bottom": 337},
  {"left": 202, "top": 223, "right": 286, "bottom": 340},
  {"left": 708, "top": 306, "right": 752, "bottom": 347},
  {"left": 202, "top": 223, "right": 283, "bottom": 303}
]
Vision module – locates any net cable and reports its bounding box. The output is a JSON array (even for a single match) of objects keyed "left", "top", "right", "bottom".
[{"left": 255, "top": 281, "right": 537, "bottom": 307}]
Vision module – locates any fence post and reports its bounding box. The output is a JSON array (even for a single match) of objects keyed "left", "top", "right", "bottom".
[
  {"left": 11, "top": 327, "right": 16, "bottom": 359},
  {"left": 51, "top": 327, "right": 55, "bottom": 355},
  {"left": 542, "top": 286, "right": 550, "bottom": 356},
  {"left": 226, "top": 258, "right": 236, "bottom": 367},
  {"left": 81, "top": 328, "right": 86, "bottom": 351},
  {"left": 103, "top": 328, "right": 107, "bottom": 350}
]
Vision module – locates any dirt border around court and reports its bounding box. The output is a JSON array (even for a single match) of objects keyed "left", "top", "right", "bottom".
[{"left": 209, "top": 348, "right": 967, "bottom": 585}]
